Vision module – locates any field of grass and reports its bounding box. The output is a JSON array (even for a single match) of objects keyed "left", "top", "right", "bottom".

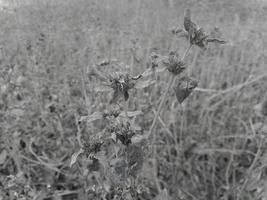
[{"left": 1, "top": 0, "right": 267, "bottom": 199}]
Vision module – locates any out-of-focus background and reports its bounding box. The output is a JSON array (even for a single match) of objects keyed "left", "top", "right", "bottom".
[{"left": 1, "top": 0, "right": 267, "bottom": 199}]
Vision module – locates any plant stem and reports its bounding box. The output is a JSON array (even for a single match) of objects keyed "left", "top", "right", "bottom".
[
  {"left": 148, "top": 75, "right": 175, "bottom": 137},
  {"left": 182, "top": 44, "right": 192, "bottom": 60},
  {"left": 148, "top": 44, "right": 192, "bottom": 138},
  {"left": 123, "top": 99, "right": 128, "bottom": 118},
  {"left": 148, "top": 44, "right": 192, "bottom": 193}
]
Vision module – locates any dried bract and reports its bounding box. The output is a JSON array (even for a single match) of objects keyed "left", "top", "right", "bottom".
[
  {"left": 111, "top": 121, "right": 135, "bottom": 146},
  {"left": 174, "top": 76, "right": 198, "bottom": 103},
  {"left": 107, "top": 71, "right": 141, "bottom": 104},
  {"left": 162, "top": 51, "right": 186, "bottom": 75},
  {"left": 183, "top": 9, "right": 226, "bottom": 50}
]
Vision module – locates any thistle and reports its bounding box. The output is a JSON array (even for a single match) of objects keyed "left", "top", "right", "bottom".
[
  {"left": 109, "top": 120, "right": 136, "bottom": 146},
  {"left": 174, "top": 8, "right": 227, "bottom": 50},
  {"left": 88, "top": 64, "right": 147, "bottom": 104},
  {"left": 107, "top": 71, "right": 141, "bottom": 104},
  {"left": 162, "top": 51, "right": 186, "bottom": 75}
]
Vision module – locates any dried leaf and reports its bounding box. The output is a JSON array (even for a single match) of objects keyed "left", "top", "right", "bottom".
[
  {"left": 79, "top": 112, "right": 103, "bottom": 123},
  {"left": 135, "top": 79, "right": 156, "bottom": 89},
  {"left": 184, "top": 8, "right": 198, "bottom": 33},
  {"left": 174, "top": 76, "right": 198, "bottom": 103},
  {"left": 110, "top": 90, "right": 120, "bottom": 104},
  {"left": 116, "top": 131, "right": 135, "bottom": 145},
  {"left": 206, "top": 38, "right": 227, "bottom": 44},
  {"left": 124, "top": 91, "right": 129, "bottom": 101},
  {"left": 119, "top": 110, "right": 143, "bottom": 118},
  {"left": 70, "top": 148, "right": 84, "bottom": 167},
  {"left": 0, "top": 150, "right": 7, "bottom": 165}
]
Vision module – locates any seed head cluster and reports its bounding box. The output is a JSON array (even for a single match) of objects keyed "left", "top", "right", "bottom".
[{"left": 71, "top": 8, "right": 227, "bottom": 196}]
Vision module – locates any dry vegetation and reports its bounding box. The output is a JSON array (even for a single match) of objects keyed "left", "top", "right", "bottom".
[{"left": 1, "top": 0, "right": 267, "bottom": 199}]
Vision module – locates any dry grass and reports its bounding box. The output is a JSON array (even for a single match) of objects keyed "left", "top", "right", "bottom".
[{"left": 1, "top": 0, "right": 267, "bottom": 199}]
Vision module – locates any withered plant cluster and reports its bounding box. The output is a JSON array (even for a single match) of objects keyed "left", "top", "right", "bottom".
[
  {"left": 2, "top": 2, "right": 267, "bottom": 200},
  {"left": 68, "top": 8, "right": 226, "bottom": 199}
]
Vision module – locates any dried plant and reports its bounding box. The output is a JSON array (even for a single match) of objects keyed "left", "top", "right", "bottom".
[
  {"left": 174, "top": 8, "right": 227, "bottom": 50},
  {"left": 0, "top": 3, "right": 238, "bottom": 199},
  {"left": 107, "top": 71, "right": 141, "bottom": 104},
  {"left": 88, "top": 63, "right": 154, "bottom": 104},
  {"left": 174, "top": 76, "right": 198, "bottom": 103},
  {"left": 162, "top": 51, "right": 186, "bottom": 75}
]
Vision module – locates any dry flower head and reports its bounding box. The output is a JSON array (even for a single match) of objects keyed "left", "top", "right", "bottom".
[
  {"left": 162, "top": 51, "right": 186, "bottom": 75},
  {"left": 180, "top": 8, "right": 227, "bottom": 50}
]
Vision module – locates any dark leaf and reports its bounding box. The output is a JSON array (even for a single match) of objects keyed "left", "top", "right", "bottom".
[
  {"left": 206, "top": 38, "right": 227, "bottom": 44},
  {"left": 123, "top": 91, "right": 129, "bottom": 101},
  {"left": 174, "top": 76, "right": 198, "bottom": 103},
  {"left": 116, "top": 131, "right": 135, "bottom": 146},
  {"left": 70, "top": 148, "right": 84, "bottom": 167},
  {"left": 110, "top": 90, "right": 120, "bottom": 104},
  {"left": 184, "top": 8, "right": 198, "bottom": 34}
]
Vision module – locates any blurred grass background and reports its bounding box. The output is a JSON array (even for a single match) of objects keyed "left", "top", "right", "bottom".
[{"left": 1, "top": 0, "right": 267, "bottom": 199}]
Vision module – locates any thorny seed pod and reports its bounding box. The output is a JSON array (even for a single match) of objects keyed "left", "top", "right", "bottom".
[
  {"left": 174, "top": 76, "right": 198, "bottom": 103},
  {"left": 162, "top": 51, "right": 186, "bottom": 75},
  {"left": 183, "top": 9, "right": 226, "bottom": 50}
]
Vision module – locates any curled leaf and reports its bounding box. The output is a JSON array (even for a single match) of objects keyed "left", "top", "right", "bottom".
[
  {"left": 79, "top": 112, "right": 103, "bottom": 123},
  {"left": 174, "top": 76, "right": 198, "bottom": 103},
  {"left": 184, "top": 9, "right": 198, "bottom": 33},
  {"left": 206, "top": 38, "right": 227, "bottom": 44}
]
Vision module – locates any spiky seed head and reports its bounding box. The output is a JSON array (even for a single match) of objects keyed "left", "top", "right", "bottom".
[{"left": 164, "top": 51, "right": 186, "bottom": 75}]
